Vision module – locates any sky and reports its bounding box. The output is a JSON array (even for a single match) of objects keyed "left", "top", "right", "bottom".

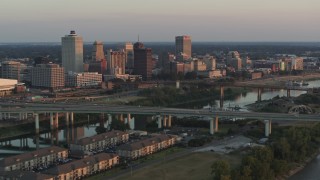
[{"left": 1, "top": 0, "right": 320, "bottom": 42}]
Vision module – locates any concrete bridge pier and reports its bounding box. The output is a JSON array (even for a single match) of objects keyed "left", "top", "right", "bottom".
[
  {"left": 287, "top": 89, "right": 290, "bottom": 97},
  {"left": 108, "top": 114, "right": 112, "bottom": 125},
  {"left": 157, "top": 116, "right": 162, "bottom": 129},
  {"left": 215, "top": 117, "right": 219, "bottom": 132},
  {"left": 65, "top": 112, "right": 69, "bottom": 127},
  {"left": 220, "top": 85, "right": 224, "bottom": 109},
  {"left": 55, "top": 112, "right": 59, "bottom": 129},
  {"left": 70, "top": 112, "right": 74, "bottom": 126},
  {"left": 127, "top": 114, "right": 131, "bottom": 124},
  {"left": 50, "top": 113, "right": 54, "bottom": 130},
  {"left": 257, "top": 88, "right": 262, "bottom": 102},
  {"left": 210, "top": 119, "right": 214, "bottom": 135},
  {"left": 163, "top": 116, "right": 167, "bottom": 127},
  {"left": 264, "top": 120, "right": 272, "bottom": 137},
  {"left": 168, "top": 115, "right": 172, "bottom": 128},
  {"left": 35, "top": 113, "right": 39, "bottom": 134}
]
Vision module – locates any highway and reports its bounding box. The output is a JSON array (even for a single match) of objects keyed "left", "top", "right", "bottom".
[{"left": 0, "top": 102, "right": 319, "bottom": 122}]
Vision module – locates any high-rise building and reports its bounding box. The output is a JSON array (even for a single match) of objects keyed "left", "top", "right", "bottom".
[
  {"left": 107, "top": 50, "right": 126, "bottom": 75},
  {"left": 175, "top": 35, "right": 192, "bottom": 60},
  {"left": 31, "top": 64, "right": 65, "bottom": 89},
  {"left": 61, "top": 30, "right": 84, "bottom": 73},
  {"left": 227, "top": 51, "right": 242, "bottom": 70},
  {"left": 92, "top": 41, "right": 105, "bottom": 61},
  {"left": 122, "top": 42, "right": 134, "bottom": 70},
  {"left": 1, "top": 61, "right": 26, "bottom": 82},
  {"left": 134, "top": 42, "right": 153, "bottom": 80}
]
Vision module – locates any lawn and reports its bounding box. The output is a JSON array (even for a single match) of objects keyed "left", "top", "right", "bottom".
[{"left": 117, "top": 152, "right": 241, "bottom": 180}]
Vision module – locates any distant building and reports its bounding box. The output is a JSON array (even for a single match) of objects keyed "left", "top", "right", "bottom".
[
  {"left": 133, "top": 42, "right": 153, "bottom": 80},
  {"left": 107, "top": 49, "right": 126, "bottom": 75},
  {"left": 175, "top": 35, "right": 192, "bottom": 60},
  {"left": 31, "top": 64, "right": 65, "bottom": 89},
  {"left": 61, "top": 30, "right": 84, "bottom": 73},
  {"left": 65, "top": 72, "right": 102, "bottom": 87},
  {"left": 0, "top": 78, "right": 18, "bottom": 96},
  {"left": 44, "top": 153, "right": 119, "bottom": 180},
  {"left": 159, "top": 52, "right": 175, "bottom": 72},
  {"left": 194, "top": 59, "right": 207, "bottom": 72},
  {"left": 0, "top": 146, "right": 68, "bottom": 171},
  {"left": 87, "top": 59, "right": 107, "bottom": 75},
  {"left": 227, "top": 51, "right": 242, "bottom": 70},
  {"left": 33, "top": 56, "right": 53, "bottom": 67},
  {"left": 92, "top": 41, "right": 105, "bottom": 61},
  {"left": 1, "top": 61, "right": 26, "bottom": 82},
  {"left": 117, "top": 135, "right": 176, "bottom": 159},
  {"left": 122, "top": 42, "right": 134, "bottom": 70},
  {"left": 69, "top": 130, "right": 129, "bottom": 153},
  {"left": 0, "top": 171, "right": 54, "bottom": 180}
]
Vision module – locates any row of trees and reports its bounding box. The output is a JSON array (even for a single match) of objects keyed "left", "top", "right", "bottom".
[{"left": 211, "top": 124, "right": 320, "bottom": 180}]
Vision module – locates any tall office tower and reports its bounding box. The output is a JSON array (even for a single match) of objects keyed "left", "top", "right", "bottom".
[
  {"left": 92, "top": 41, "right": 105, "bottom": 61},
  {"left": 31, "top": 64, "right": 65, "bottom": 89},
  {"left": 122, "top": 42, "right": 134, "bottom": 70},
  {"left": 107, "top": 50, "right": 126, "bottom": 75},
  {"left": 1, "top": 61, "right": 26, "bottom": 82},
  {"left": 160, "top": 52, "right": 175, "bottom": 72},
  {"left": 61, "top": 30, "right": 84, "bottom": 73},
  {"left": 175, "top": 35, "right": 192, "bottom": 60},
  {"left": 227, "top": 51, "right": 242, "bottom": 70},
  {"left": 133, "top": 42, "right": 153, "bottom": 80}
]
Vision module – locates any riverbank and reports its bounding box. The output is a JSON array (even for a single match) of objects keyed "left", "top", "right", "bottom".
[
  {"left": 281, "top": 150, "right": 320, "bottom": 180},
  {"left": 237, "top": 73, "right": 320, "bottom": 87}
]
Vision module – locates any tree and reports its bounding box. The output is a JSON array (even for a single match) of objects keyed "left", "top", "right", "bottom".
[{"left": 211, "top": 160, "right": 231, "bottom": 180}]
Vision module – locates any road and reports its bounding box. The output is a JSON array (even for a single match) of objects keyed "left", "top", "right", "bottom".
[{"left": 0, "top": 102, "right": 319, "bottom": 122}]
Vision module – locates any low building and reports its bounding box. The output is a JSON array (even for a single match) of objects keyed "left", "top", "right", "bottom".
[
  {"left": 251, "top": 72, "right": 263, "bottom": 80},
  {"left": 44, "top": 153, "right": 119, "bottom": 180},
  {"left": 65, "top": 72, "right": 102, "bottom": 87},
  {"left": 69, "top": 130, "right": 129, "bottom": 153},
  {"left": 117, "top": 135, "right": 176, "bottom": 159},
  {"left": 0, "top": 146, "right": 68, "bottom": 171},
  {"left": 0, "top": 170, "right": 54, "bottom": 180},
  {"left": 0, "top": 78, "right": 18, "bottom": 97},
  {"left": 31, "top": 64, "right": 65, "bottom": 89}
]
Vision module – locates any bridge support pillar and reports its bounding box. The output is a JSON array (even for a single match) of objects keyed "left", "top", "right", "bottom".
[
  {"left": 8, "top": 113, "right": 10, "bottom": 119},
  {"left": 127, "top": 114, "right": 131, "bottom": 124},
  {"left": 264, "top": 120, "right": 271, "bottom": 137},
  {"left": 35, "top": 113, "right": 39, "bottom": 134},
  {"left": 176, "top": 80, "right": 180, "bottom": 89},
  {"left": 168, "top": 115, "right": 172, "bottom": 128},
  {"left": 65, "top": 112, "right": 69, "bottom": 127},
  {"left": 163, "top": 116, "right": 167, "bottom": 127},
  {"left": 108, "top": 114, "right": 112, "bottom": 123},
  {"left": 157, "top": 116, "right": 162, "bottom": 129},
  {"left": 215, "top": 117, "right": 219, "bottom": 132},
  {"left": 50, "top": 112, "right": 54, "bottom": 130},
  {"left": 257, "top": 88, "right": 262, "bottom": 102},
  {"left": 70, "top": 112, "right": 74, "bottom": 126},
  {"left": 210, "top": 119, "right": 214, "bottom": 135},
  {"left": 55, "top": 112, "right": 59, "bottom": 129},
  {"left": 220, "top": 85, "right": 224, "bottom": 109},
  {"left": 287, "top": 89, "right": 290, "bottom": 97},
  {"left": 0, "top": 113, "right": 2, "bottom": 120}
]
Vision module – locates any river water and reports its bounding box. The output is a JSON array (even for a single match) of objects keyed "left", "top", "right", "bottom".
[{"left": 1, "top": 80, "right": 320, "bottom": 177}]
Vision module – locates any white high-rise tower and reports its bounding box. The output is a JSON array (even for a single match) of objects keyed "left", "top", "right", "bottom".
[{"left": 61, "top": 30, "right": 83, "bottom": 73}]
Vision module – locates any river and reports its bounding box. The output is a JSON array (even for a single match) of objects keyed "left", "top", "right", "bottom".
[{"left": 1, "top": 80, "right": 320, "bottom": 177}]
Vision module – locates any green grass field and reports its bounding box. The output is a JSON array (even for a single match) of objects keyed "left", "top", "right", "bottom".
[{"left": 117, "top": 152, "right": 241, "bottom": 180}]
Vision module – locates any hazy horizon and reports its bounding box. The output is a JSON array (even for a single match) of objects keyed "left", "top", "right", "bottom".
[{"left": 1, "top": 0, "right": 320, "bottom": 42}]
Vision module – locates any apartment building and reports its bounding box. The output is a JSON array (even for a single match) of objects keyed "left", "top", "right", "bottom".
[
  {"left": 0, "top": 146, "right": 68, "bottom": 172},
  {"left": 0, "top": 170, "right": 54, "bottom": 180},
  {"left": 117, "top": 135, "right": 176, "bottom": 159},
  {"left": 44, "top": 153, "right": 119, "bottom": 180},
  {"left": 69, "top": 130, "right": 129, "bottom": 152}
]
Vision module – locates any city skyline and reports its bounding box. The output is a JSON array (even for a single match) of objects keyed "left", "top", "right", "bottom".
[{"left": 1, "top": 0, "right": 320, "bottom": 42}]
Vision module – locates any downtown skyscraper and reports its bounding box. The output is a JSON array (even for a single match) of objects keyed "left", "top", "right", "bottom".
[
  {"left": 133, "top": 42, "right": 153, "bottom": 80},
  {"left": 61, "top": 31, "right": 84, "bottom": 73},
  {"left": 175, "top": 35, "right": 192, "bottom": 60}
]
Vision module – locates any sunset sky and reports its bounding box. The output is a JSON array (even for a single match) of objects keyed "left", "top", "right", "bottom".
[{"left": 1, "top": 0, "right": 319, "bottom": 42}]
